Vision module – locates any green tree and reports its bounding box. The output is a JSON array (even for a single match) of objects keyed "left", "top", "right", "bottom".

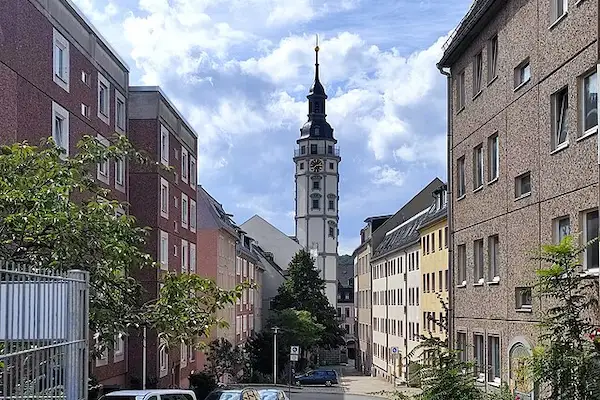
[
  {"left": 0, "top": 137, "right": 247, "bottom": 352},
  {"left": 530, "top": 235, "right": 600, "bottom": 400},
  {"left": 268, "top": 309, "right": 325, "bottom": 352},
  {"left": 271, "top": 249, "right": 345, "bottom": 347},
  {"left": 206, "top": 338, "right": 247, "bottom": 383}
]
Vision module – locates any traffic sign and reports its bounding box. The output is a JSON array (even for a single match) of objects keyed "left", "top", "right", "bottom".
[
  {"left": 391, "top": 347, "right": 399, "bottom": 354},
  {"left": 290, "top": 346, "right": 300, "bottom": 355},
  {"left": 290, "top": 354, "right": 299, "bottom": 362}
]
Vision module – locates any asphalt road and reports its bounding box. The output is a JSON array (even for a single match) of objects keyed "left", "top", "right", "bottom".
[{"left": 289, "top": 392, "right": 383, "bottom": 400}]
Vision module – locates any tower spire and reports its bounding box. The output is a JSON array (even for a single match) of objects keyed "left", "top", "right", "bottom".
[{"left": 314, "top": 34, "right": 320, "bottom": 82}]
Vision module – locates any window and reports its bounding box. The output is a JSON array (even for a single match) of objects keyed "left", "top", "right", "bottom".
[
  {"left": 113, "top": 333, "right": 125, "bottom": 362},
  {"left": 312, "top": 199, "right": 319, "bottom": 209},
  {"left": 53, "top": 28, "right": 69, "bottom": 92},
  {"left": 473, "top": 51, "right": 483, "bottom": 95},
  {"left": 552, "top": 87, "right": 569, "bottom": 149},
  {"left": 160, "top": 125, "right": 169, "bottom": 165},
  {"left": 431, "top": 273, "right": 436, "bottom": 292},
  {"left": 488, "top": 133, "right": 499, "bottom": 181},
  {"left": 328, "top": 199, "right": 335, "bottom": 210},
  {"left": 51, "top": 102, "right": 69, "bottom": 156},
  {"left": 487, "top": 35, "right": 498, "bottom": 82},
  {"left": 432, "top": 232, "right": 436, "bottom": 253},
  {"left": 457, "top": 332, "right": 467, "bottom": 362},
  {"left": 555, "top": 216, "right": 570, "bottom": 243},
  {"left": 423, "top": 275, "right": 427, "bottom": 293},
  {"left": 181, "top": 239, "right": 189, "bottom": 273},
  {"left": 444, "top": 226, "right": 448, "bottom": 248},
  {"left": 301, "top": 145, "right": 306, "bottom": 155},
  {"left": 345, "top": 307, "right": 350, "bottom": 317},
  {"left": 181, "top": 194, "right": 189, "bottom": 229},
  {"left": 159, "top": 339, "right": 168, "bottom": 377},
  {"left": 456, "top": 70, "right": 466, "bottom": 110},
  {"left": 299, "top": 162, "right": 304, "bottom": 170},
  {"left": 515, "top": 172, "right": 531, "bottom": 198},
  {"left": 160, "top": 178, "right": 169, "bottom": 219},
  {"left": 313, "top": 180, "right": 320, "bottom": 190},
  {"left": 550, "top": 0, "right": 568, "bottom": 23},
  {"left": 115, "top": 92, "right": 126, "bottom": 133},
  {"left": 474, "top": 239, "right": 484, "bottom": 283},
  {"left": 516, "top": 287, "right": 532, "bottom": 310},
  {"left": 97, "top": 73, "right": 110, "bottom": 123},
  {"left": 190, "top": 199, "right": 197, "bottom": 232},
  {"left": 329, "top": 226, "right": 335, "bottom": 238},
  {"left": 310, "top": 144, "right": 318, "bottom": 154},
  {"left": 160, "top": 231, "right": 168, "bottom": 270},
  {"left": 314, "top": 126, "right": 320, "bottom": 136},
  {"left": 96, "top": 135, "right": 109, "bottom": 183},
  {"left": 81, "top": 103, "right": 90, "bottom": 119},
  {"left": 328, "top": 145, "right": 333, "bottom": 154},
  {"left": 115, "top": 158, "right": 125, "bottom": 187},
  {"left": 474, "top": 334, "right": 485, "bottom": 380},
  {"left": 583, "top": 209, "right": 599, "bottom": 271},
  {"left": 581, "top": 71, "right": 598, "bottom": 136},
  {"left": 488, "top": 235, "right": 499, "bottom": 281},
  {"left": 190, "top": 157, "right": 197, "bottom": 187},
  {"left": 329, "top": 162, "right": 334, "bottom": 170},
  {"left": 190, "top": 243, "right": 196, "bottom": 273},
  {"left": 439, "top": 229, "right": 443, "bottom": 250},
  {"left": 473, "top": 144, "right": 484, "bottom": 189},
  {"left": 439, "top": 270, "right": 443, "bottom": 291},
  {"left": 181, "top": 343, "right": 188, "bottom": 367},
  {"left": 515, "top": 60, "right": 531, "bottom": 89},
  {"left": 181, "top": 147, "right": 189, "bottom": 183},
  {"left": 488, "top": 336, "right": 501, "bottom": 384},
  {"left": 457, "top": 156, "right": 466, "bottom": 197}
]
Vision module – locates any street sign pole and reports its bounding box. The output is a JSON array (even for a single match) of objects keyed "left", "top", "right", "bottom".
[{"left": 289, "top": 345, "right": 301, "bottom": 397}]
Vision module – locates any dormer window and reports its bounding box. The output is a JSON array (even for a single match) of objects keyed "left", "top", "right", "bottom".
[{"left": 314, "top": 126, "right": 320, "bottom": 136}]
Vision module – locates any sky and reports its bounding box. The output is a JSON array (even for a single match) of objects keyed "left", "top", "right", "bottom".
[{"left": 73, "top": 0, "right": 473, "bottom": 255}]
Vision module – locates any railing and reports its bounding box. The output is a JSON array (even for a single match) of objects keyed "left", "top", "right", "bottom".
[
  {"left": 294, "top": 146, "right": 340, "bottom": 157},
  {"left": 0, "top": 261, "right": 89, "bottom": 400}
]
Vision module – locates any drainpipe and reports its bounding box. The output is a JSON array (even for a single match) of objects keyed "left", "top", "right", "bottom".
[
  {"left": 437, "top": 65, "right": 454, "bottom": 348},
  {"left": 384, "top": 257, "right": 390, "bottom": 383}
]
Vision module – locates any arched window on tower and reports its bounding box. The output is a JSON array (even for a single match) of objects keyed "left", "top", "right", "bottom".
[{"left": 314, "top": 126, "right": 320, "bottom": 136}]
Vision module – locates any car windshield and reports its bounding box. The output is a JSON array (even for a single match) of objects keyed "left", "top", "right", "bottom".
[
  {"left": 258, "top": 390, "right": 279, "bottom": 400},
  {"left": 205, "top": 390, "right": 242, "bottom": 400}
]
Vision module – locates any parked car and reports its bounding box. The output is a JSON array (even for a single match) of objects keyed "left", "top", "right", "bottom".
[
  {"left": 99, "top": 389, "right": 197, "bottom": 400},
  {"left": 204, "top": 387, "right": 261, "bottom": 400},
  {"left": 294, "top": 369, "right": 338, "bottom": 386},
  {"left": 258, "top": 389, "right": 289, "bottom": 400}
]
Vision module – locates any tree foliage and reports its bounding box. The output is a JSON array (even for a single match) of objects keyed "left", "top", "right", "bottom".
[
  {"left": 268, "top": 309, "right": 325, "bottom": 351},
  {"left": 271, "top": 249, "right": 345, "bottom": 347},
  {"left": 206, "top": 338, "right": 248, "bottom": 383},
  {"left": 530, "top": 235, "right": 600, "bottom": 400},
  {"left": 0, "top": 137, "right": 248, "bottom": 352}
]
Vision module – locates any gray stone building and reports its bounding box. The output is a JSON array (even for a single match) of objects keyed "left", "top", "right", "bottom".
[{"left": 438, "top": 0, "right": 598, "bottom": 397}]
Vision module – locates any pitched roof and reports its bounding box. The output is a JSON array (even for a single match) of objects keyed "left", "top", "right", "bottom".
[
  {"left": 418, "top": 184, "right": 448, "bottom": 230},
  {"left": 196, "top": 185, "right": 238, "bottom": 236},
  {"left": 373, "top": 207, "right": 430, "bottom": 260}
]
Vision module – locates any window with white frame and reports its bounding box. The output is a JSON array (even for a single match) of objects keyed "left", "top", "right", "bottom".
[
  {"left": 488, "top": 235, "right": 499, "bottom": 282},
  {"left": 181, "top": 239, "right": 189, "bottom": 273},
  {"left": 515, "top": 172, "right": 531, "bottom": 198},
  {"left": 53, "top": 28, "right": 69, "bottom": 92},
  {"left": 516, "top": 287, "right": 532, "bottom": 310},
  {"left": 555, "top": 216, "right": 571, "bottom": 243},
  {"left": 583, "top": 209, "right": 599, "bottom": 272},
  {"left": 159, "top": 339, "right": 168, "bottom": 377},
  {"left": 160, "top": 125, "right": 169, "bottom": 166},
  {"left": 190, "top": 243, "right": 196, "bottom": 274},
  {"left": 81, "top": 71, "right": 90, "bottom": 86},
  {"left": 181, "top": 147, "right": 189, "bottom": 183},
  {"left": 550, "top": 0, "right": 567, "bottom": 24},
  {"left": 474, "top": 333, "right": 485, "bottom": 381},
  {"left": 114, "top": 333, "right": 125, "bottom": 362},
  {"left": 457, "top": 156, "right": 466, "bottom": 197},
  {"left": 236, "top": 316, "right": 242, "bottom": 335},
  {"left": 160, "top": 178, "right": 169, "bottom": 219},
  {"left": 115, "top": 91, "right": 126, "bottom": 133},
  {"left": 514, "top": 59, "right": 531, "bottom": 89},
  {"left": 474, "top": 239, "right": 484, "bottom": 284},
  {"left": 243, "top": 315, "right": 248, "bottom": 332},
  {"left": 488, "top": 335, "right": 501, "bottom": 384},
  {"left": 488, "top": 133, "right": 499, "bottom": 182},
  {"left": 181, "top": 342, "right": 188, "bottom": 367},
  {"left": 94, "top": 335, "right": 109, "bottom": 367},
  {"left": 473, "top": 51, "right": 483, "bottom": 96},
  {"left": 190, "top": 199, "right": 197, "bottom": 232},
  {"left": 552, "top": 87, "right": 569, "bottom": 149},
  {"left": 473, "top": 144, "right": 484, "bottom": 190},
  {"left": 189, "top": 344, "right": 196, "bottom": 361},
  {"left": 581, "top": 71, "right": 598, "bottom": 136},
  {"left": 97, "top": 73, "right": 110, "bottom": 123},
  {"left": 96, "top": 135, "right": 109, "bottom": 183},
  {"left": 181, "top": 194, "right": 189, "bottom": 229},
  {"left": 160, "top": 230, "right": 168, "bottom": 270},
  {"left": 456, "top": 70, "right": 466, "bottom": 110},
  {"left": 51, "top": 102, "right": 69, "bottom": 156},
  {"left": 115, "top": 158, "right": 125, "bottom": 188},
  {"left": 487, "top": 34, "right": 498, "bottom": 82},
  {"left": 81, "top": 103, "right": 90, "bottom": 119},
  {"left": 190, "top": 157, "right": 197, "bottom": 186}
]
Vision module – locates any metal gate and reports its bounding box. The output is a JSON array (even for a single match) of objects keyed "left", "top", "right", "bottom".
[{"left": 0, "top": 261, "right": 89, "bottom": 400}]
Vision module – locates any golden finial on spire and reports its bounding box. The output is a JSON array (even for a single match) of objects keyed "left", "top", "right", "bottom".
[{"left": 315, "top": 34, "right": 319, "bottom": 52}]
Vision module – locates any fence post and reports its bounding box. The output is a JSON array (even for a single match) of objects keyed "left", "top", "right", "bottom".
[{"left": 66, "top": 270, "right": 89, "bottom": 400}]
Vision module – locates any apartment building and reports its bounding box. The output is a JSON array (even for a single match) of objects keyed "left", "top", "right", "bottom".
[
  {"left": 236, "top": 232, "right": 261, "bottom": 344},
  {"left": 0, "top": 0, "right": 130, "bottom": 388},
  {"left": 418, "top": 185, "right": 449, "bottom": 340},
  {"left": 128, "top": 87, "right": 199, "bottom": 389},
  {"left": 438, "top": 0, "right": 598, "bottom": 396},
  {"left": 353, "top": 216, "right": 391, "bottom": 375}
]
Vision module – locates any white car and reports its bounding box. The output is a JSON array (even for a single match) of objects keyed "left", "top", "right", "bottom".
[{"left": 99, "top": 389, "right": 197, "bottom": 400}]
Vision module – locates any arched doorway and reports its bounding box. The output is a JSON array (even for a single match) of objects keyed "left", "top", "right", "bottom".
[{"left": 509, "top": 342, "right": 536, "bottom": 400}]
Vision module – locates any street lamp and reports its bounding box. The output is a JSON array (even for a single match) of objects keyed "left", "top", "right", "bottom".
[{"left": 272, "top": 326, "right": 280, "bottom": 384}]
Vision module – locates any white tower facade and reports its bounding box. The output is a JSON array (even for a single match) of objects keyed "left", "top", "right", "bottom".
[{"left": 293, "top": 42, "right": 340, "bottom": 307}]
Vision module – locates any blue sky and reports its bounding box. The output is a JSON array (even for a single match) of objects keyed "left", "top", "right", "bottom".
[{"left": 74, "top": 0, "right": 473, "bottom": 255}]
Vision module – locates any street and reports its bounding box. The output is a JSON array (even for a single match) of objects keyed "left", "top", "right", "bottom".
[{"left": 290, "top": 393, "right": 383, "bottom": 400}]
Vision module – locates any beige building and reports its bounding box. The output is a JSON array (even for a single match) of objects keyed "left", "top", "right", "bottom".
[{"left": 438, "top": 0, "right": 598, "bottom": 397}]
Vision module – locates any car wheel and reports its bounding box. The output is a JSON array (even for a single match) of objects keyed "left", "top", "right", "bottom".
[
  {"left": 325, "top": 380, "right": 332, "bottom": 387},
  {"left": 295, "top": 381, "right": 301, "bottom": 386}
]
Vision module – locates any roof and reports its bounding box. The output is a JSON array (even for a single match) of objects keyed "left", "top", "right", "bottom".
[
  {"left": 438, "top": 0, "right": 501, "bottom": 68},
  {"left": 418, "top": 184, "right": 448, "bottom": 230},
  {"left": 254, "top": 245, "right": 286, "bottom": 277},
  {"left": 197, "top": 185, "right": 238, "bottom": 236},
  {"left": 373, "top": 207, "right": 430, "bottom": 260},
  {"left": 364, "top": 215, "right": 393, "bottom": 223},
  {"left": 337, "top": 255, "right": 354, "bottom": 287}
]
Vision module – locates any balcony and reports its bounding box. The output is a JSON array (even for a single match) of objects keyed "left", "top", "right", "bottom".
[{"left": 294, "top": 145, "right": 340, "bottom": 157}]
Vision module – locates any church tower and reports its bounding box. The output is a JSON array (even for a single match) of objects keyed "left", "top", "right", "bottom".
[{"left": 294, "top": 38, "right": 340, "bottom": 307}]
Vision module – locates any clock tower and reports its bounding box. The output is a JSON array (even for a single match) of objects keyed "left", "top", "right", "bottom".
[{"left": 294, "top": 38, "right": 340, "bottom": 307}]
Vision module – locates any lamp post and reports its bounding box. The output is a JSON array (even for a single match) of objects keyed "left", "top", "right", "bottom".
[{"left": 272, "top": 326, "right": 280, "bottom": 384}]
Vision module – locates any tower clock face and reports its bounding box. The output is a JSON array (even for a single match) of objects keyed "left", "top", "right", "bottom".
[{"left": 310, "top": 159, "right": 323, "bottom": 172}]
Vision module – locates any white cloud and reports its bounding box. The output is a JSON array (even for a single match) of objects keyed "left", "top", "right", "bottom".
[{"left": 369, "top": 165, "right": 405, "bottom": 187}]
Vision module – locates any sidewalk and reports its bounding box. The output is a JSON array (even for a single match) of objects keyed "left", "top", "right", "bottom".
[{"left": 335, "top": 364, "right": 421, "bottom": 398}]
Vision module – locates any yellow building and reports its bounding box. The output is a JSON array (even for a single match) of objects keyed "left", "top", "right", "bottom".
[{"left": 418, "top": 184, "right": 449, "bottom": 340}]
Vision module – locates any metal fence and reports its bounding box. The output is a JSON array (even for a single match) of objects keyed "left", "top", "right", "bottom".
[{"left": 0, "top": 261, "right": 89, "bottom": 400}]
